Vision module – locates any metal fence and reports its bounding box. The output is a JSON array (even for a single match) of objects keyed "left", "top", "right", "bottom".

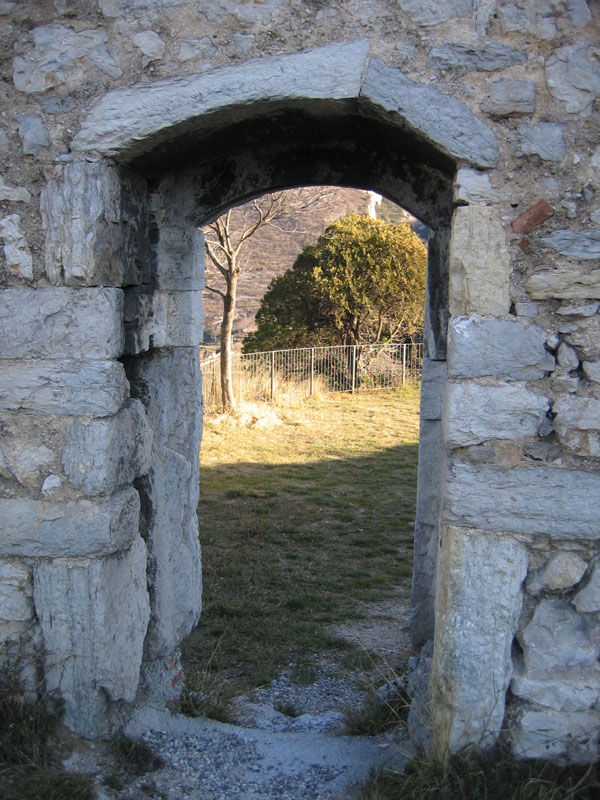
[{"left": 200, "top": 342, "right": 422, "bottom": 412}]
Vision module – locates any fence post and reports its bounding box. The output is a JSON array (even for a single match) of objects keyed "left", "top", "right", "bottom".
[
  {"left": 402, "top": 344, "right": 406, "bottom": 386},
  {"left": 310, "top": 348, "right": 315, "bottom": 396},
  {"left": 270, "top": 350, "right": 275, "bottom": 402},
  {"left": 352, "top": 345, "right": 357, "bottom": 394}
]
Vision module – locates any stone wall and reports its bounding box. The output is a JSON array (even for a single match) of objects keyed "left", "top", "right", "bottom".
[{"left": 0, "top": 0, "right": 599, "bottom": 762}]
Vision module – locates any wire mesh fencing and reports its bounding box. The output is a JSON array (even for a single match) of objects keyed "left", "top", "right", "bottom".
[{"left": 200, "top": 342, "right": 423, "bottom": 413}]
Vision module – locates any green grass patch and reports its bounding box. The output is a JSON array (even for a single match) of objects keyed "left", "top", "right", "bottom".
[{"left": 182, "top": 387, "right": 420, "bottom": 709}]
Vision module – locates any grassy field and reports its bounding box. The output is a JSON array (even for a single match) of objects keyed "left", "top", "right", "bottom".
[{"left": 181, "top": 387, "right": 420, "bottom": 713}]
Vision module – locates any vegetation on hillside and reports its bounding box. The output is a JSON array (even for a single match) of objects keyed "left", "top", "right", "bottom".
[{"left": 242, "top": 215, "right": 427, "bottom": 353}]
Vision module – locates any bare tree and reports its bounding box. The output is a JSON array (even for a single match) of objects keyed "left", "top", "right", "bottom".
[{"left": 203, "top": 188, "right": 333, "bottom": 411}]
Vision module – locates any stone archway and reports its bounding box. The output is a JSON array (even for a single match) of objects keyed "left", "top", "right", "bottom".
[{"left": 15, "top": 39, "right": 550, "bottom": 755}]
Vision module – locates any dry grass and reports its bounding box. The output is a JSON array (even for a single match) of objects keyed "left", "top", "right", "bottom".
[{"left": 181, "top": 387, "right": 420, "bottom": 712}]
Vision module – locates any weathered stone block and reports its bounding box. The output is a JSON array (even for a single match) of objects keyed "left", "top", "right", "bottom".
[
  {"left": 124, "top": 289, "right": 203, "bottom": 354},
  {"left": 0, "top": 288, "right": 124, "bottom": 359},
  {"left": 583, "top": 361, "right": 600, "bottom": 383},
  {"left": 449, "top": 207, "right": 509, "bottom": 317},
  {"left": 557, "top": 301, "right": 599, "bottom": 316},
  {"left": 73, "top": 40, "right": 371, "bottom": 157},
  {"left": 512, "top": 598, "right": 600, "bottom": 713},
  {"left": 545, "top": 43, "right": 600, "bottom": 117},
  {"left": 480, "top": 79, "right": 536, "bottom": 117},
  {"left": 0, "top": 214, "right": 33, "bottom": 281},
  {"left": 0, "top": 561, "right": 33, "bottom": 622},
  {"left": 574, "top": 562, "right": 600, "bottom": 613},
  {"left": 443, "top": 463, "right": 600, "bottom": 538},
  {"left": 416, "top": 419, "right": 443, "bottom": 528},
  {"left": 156, "top": 225, "right": 204, "bottom": 290},
  {"left": 41, "top": 163, "right": 150, "bottom": 287},
  {"left": 514, "top": 123, "right": 566, "bottom": 162},
  {"left": 33, "top": 537, "right": 150, "bottom": 737},
  {"left": 427, "top": 43, "right": 526, "bottom": 72},
  {"left": 540, "top": 230, "right": 600, "bottom": 260},
  {"left": 62, "top": 399, "right": 152, "bottom": 496},
  {"left": 127, "top": 347, "right": 202, "bottom": 464},
  {"left": 0, "top": 488, "right": 139, "bottom": 558},
  {"left": 512, "top": 200, "right": 553, "bottom": 234},
  {"left": 453, "top": 168, "right": 497, "bottom": 206},
  {"left": 362, "top": 58, "right": 498, "bottom": 169},
  {"left": 511, "top": 709, "right": 600, "bottom": 763},
  {"left": 411, "top": 521, "right": 438, "bottom": 649},
  {"left": 563, "top": 318, "right": 600, "bottom": 361},
  {"left": 444, "top": 383, "right": 549, "bottom": 447},
  {"left": 13, "top": 24, "right": 122, "bottom": 95},
  {"left": 14, "top": 114, "right": 50, "bottom": 155},
  {"left": 553, "top": 395, "right": 600, "bottom": 456},
  {"left": 527, "top": 268, "right": 600, "bottom": 300},
  {"left": 420, "top": 358, "right": 446, "bottom": 420},
  {"left": 397, "top": 0, "right": 471, "bottom": 26},
  {"left": 0, "top": 360, "right": 129, "bottom": 417},
  {"left": 431, "top": 526, "right": 528, "bottom": 752},
  {"left": 447, "top": 318, "right": 555, "bottom": 381},
  {"left": 514, "top": 302, "right": 539, "bottom": 317},
  {"left": 556, "top": 342, "right": 579, "bottom": 370},
  {"left": 526, "top": 553, "right": 588, "bottom": 595},
  {"left": 140, "top": 445, "right": 202, "bottom": 659}
]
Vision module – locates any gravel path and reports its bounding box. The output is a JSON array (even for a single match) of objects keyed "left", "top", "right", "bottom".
[{"left": 64, "top": 596, "right": 413, "bottom": 799}]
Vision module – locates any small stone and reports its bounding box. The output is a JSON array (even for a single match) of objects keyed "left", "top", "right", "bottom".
[
  {"left": 0, "top": 177, "right": 32, "bottom": 203},
  {"left": 0, "top": 129, "right": 8, "bottom": 152},
  {"left": 0, "top": 214, "right": 33, "bottom": 280},
  {"left": 480, "top": 79, "right": 536, "bottom": 117},
  {"left": 573, "top": 562, "right": 600, "bottom": 613},
  {"left": 231, "top": 33, "right": 254, "bottom": 54},
  {"left": 557, "top": 342, "right": 580, "bottom": 370},
  {"left": 41, "top": 474, "right": 61, "bottom": 496},
  {"left": 523, "top": 440, "right": 561, "bottom": 462},
  {"left": 551, "top": 369, "right": 580, "bottom": 394},
  {"left": 512, "top": 200, "right": 553, "bottom": 234},
  {"left": 0, "top": 562, "right": 33, "bottom": 622},
  {"left": 396, "top": 0, "right": 471, "bottom": 26},
  {"left": 526, "top": 553, "right": 588, "bottom": 595},
  {"left": 545, "top": 43, "right": 600, "bottom": 117},
  {"left": 557, "top": 301, "right": 599, "bottom": 316},
  {"left": 583, "top": 361, "right": 600, "bottom": 383},
  {"left": 553, "top": 394, "right": 600, "bottom": 456},
  {"left": 546, "top": 333, "right": 561, "bottom": 350},
  {"left": 563, "top": 318, "right": 600, "bottom": 360},
  {"left": 514, "top": 122, "right": 566, "bottom": 162},
  {"left": 177, "top": 37, "right": 217, "bottom": 61},
  {"left": 427, "top": 42, "right": 526, "bottom": 72},
  {"left": 514, "top": 302, "right": 539, "bottom": 317},
  {"left": 14, "top": 114, "right": 50, "bottom": 155},
  {"left": 133, "top": 31, "right": 165, "bottom": 67},
  {"left": 37, "top": 96, "right": 77, "bottom": 114},
  {"left": 540, "top": 230, "right": 600, "bottom": 260}
]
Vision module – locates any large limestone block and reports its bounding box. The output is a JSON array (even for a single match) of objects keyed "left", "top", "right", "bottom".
[
  {"left": 511, "top": 709, "right": 600, "bottom": 763},
  {"left": 511, "top": 597, "right": 600, "bottom": 713},
  {"left": 443, "top": 462, "right": 600, "bottom": 538},
  {"left": 0, "top": 360, "right": 129, "bottom": 416},
  {"left": 127, "top": 347, "right": 202, "bottom": 463},
  {"left": 449, "top": 206, "right": 510, "bottom": 317},
  {"left": 33, "top": 537, "right": 150, "bottom": 737},
  {"left": 553, "top": 395, "right": 600, "bottom": 456},
  {"left": 124, "top": 289, "right": 204, "bottom": 354},
  {"left": 447, "top": 317, "right": 555, "bottom": 381},
  {"left": 156, "top": 225, "right": 204, "bottom": 290},
  {"left": 0, "top": 488, "right": 139, "bottom": 558},
  {"left": 0, "top": 288, "right": 124, "bottom": 359},
  {"left": 420, "top": 358, "right": 446, "bottom": 420},
  {"left": 362, "top": 59, "right": 498, "bottom": 169},
  {"left": 431, "top": 526, "right": 528, "bottom": 752},
  {"left": 527, "top": 268, "right": 600, "bottom": 300},
  {"left": 62, "top": 399, "right": 152, "bottom": 496},
  {"left": 41, "top": 163, "right": 150, "bottom": 287},
  {"left": 444, "top": 382, "right": 549, "bottom": 447},
  {"left": 72, "top": 40, "right": 371, "bottom": 157},
  {"left": 141, "top": 445, "right": 202, "bottom": 659}
]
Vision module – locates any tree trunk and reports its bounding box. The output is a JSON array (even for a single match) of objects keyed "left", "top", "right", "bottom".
[{"left": 220, "top": 274, "right": 238, "bottom": 411}]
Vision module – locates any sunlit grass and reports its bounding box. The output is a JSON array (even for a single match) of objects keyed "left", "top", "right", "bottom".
[{"left": 181, "top": 387, "right": 420, "bottom": 713}]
